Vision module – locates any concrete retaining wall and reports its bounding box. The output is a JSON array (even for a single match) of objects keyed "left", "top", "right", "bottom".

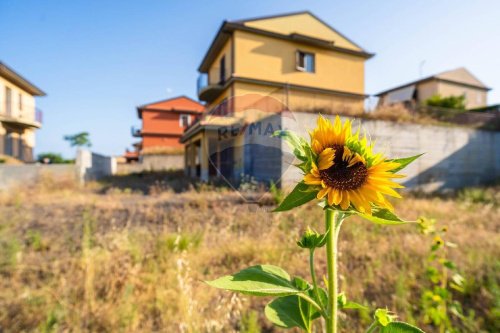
[
  {"left": 0, "top": 149, "right": 117, "bottom": 190},
  {"left": 0, "top": 164, "right": 76, "bottom": 189},
  {"left": 281, "top": 112, "right": 500, "bottom": 191},
  {"left": 116, "top": 154, "right": 184, "bottom": 174}
]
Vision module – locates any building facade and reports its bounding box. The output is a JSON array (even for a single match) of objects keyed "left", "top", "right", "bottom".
[
  {"left": 0, "top": 62, "right": 45, "bottom": 162},
  {"left": 182, "top": 11, "right": 373, "bottom": 182},
  {"left": 376, "top": 67, "right": 490, "bottom": 110},
  {"left": 132, "top": 96, "right": 204, "bottom": 155}
]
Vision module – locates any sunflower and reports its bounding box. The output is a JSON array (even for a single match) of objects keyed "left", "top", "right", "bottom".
[{"left": 303, "top": 115, "right": 405, "bottom": 215}]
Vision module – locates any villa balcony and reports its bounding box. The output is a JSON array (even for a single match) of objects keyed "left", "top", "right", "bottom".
[
  {"left": 197, "top": 73, "right": 225, "bottom": 103},
  {"left": 131, "top": 126, "right": 142, "bottom": 137},
  {"left": 0, "top": 108, "right": 42, "bottom": 129}
]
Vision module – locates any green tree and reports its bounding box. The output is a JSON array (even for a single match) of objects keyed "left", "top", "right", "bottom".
[{"left": 63, "top": 132, "right": 91, "bottom": 148}]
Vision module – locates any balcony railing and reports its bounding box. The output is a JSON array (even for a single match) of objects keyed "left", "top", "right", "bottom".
[
  {"left": 197, "top": 71, "right": 225, "bottom": 102},
  {"left": 131, "top": 126, "right": 141, "bottom": 137},
  {"left": 0, "top": 107, "right": 42, "bottom": 128},
  {"left": 35, "top": 108, "right": 43, "bottom": 124}
]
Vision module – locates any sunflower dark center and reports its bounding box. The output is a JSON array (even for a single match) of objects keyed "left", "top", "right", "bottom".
[{"left": 319, "top": 145, "right": 368, "bottom": 190}]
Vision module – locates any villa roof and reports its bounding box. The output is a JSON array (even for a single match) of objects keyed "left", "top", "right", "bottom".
[
  {"left": 376, "top": 67, "right": 490, "bottom": 96},
  {"left": 137, "top": 96, "right": 205, "bottom": 118},
  {"left": 0, "top": 61, "right": 46, "bottom": 96},
  {"left": 198, "top": 11, "right": 374, "bottom": 72}
]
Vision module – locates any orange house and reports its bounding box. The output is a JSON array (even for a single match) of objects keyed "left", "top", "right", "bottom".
[{"left": 132, "top": 96, "right": 205, "bottom": 153}]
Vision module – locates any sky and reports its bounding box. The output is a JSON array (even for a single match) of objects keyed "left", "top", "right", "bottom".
[{"left": 1, "top": 0, "right": 499, "bottom": 158}]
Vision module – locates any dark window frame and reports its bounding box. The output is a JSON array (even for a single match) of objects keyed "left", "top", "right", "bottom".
[{"left": 296, "top": 50, "right": 315, "bottom": 73}]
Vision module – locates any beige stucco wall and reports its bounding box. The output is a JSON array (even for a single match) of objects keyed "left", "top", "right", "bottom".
[
  {"left": 22, "top": 128, "right": 36, "bottom": 148},
  {"left": 208, "top": 38, "right": 233, "bottom": 86},
  {"left": 233, "top": 30, "right": 365, "bottom": 95},
  {"left": 233, "top": 81, "right": 364, "bottom": 116},
  {"left": 0, "top": 76, "right": 36, "bottom": 122},
  {"left": 436, "top": 81, "right": 487, "bottom": 109},
  {"left": 243, "top": 12, "right": 362, "bottom": 51},
  {"left": 416, "top": 80, "right": 487, "bottom": 109}
]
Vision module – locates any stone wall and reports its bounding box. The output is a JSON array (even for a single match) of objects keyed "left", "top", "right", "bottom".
[{"left": 280, "top": 112, "right": 500, "bottom": 191}]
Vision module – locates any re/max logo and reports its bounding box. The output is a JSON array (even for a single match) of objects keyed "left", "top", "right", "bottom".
[{"left": 217, "top": 121, "right": 282, "bottom": 140}]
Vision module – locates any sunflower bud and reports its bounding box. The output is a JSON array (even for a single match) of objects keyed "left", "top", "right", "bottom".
[{"left": 297, "top": 227, "right": 326, "bottom": 249}]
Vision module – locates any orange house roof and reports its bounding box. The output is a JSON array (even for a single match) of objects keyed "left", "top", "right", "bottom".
[{"left": 137, "top": 96, "right": 205, "bottom": 118}]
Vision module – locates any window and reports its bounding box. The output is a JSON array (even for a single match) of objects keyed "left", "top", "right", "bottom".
[
  {"left": 219, "top": 55, "right": 226, "bottom": 84},
  {"left": 18, "top": 93, "right": 23, "bottom": 111},
  {"left": 180, "top": 114, "right": 190, "bottom": 127},
  {"left": 5, "top": 87, "right": 12, "bottom": 115},
  {"left": 296, "top": 51, "right": 315, "bottom": 73}
]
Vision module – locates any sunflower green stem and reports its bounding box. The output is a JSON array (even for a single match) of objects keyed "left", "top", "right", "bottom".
[
  {"left": 309, "top": 249, "right": 326, "bottom": 314},
  {"left": 365, "top": 322, "right": 378, "bottom": 333},
  {"left": 325, "top": 209, "right": 344, "bottom": 333}
]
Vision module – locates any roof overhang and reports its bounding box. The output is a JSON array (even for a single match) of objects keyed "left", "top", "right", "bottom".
[
  {"left": 137, "top": 107, "right": 204, "bottom": 119},
  {"left": 0, "top": 62, "right": 46, "bottom": 96},
  {"left": 198, "top": 22, "right": 374, "bottom": 72}
]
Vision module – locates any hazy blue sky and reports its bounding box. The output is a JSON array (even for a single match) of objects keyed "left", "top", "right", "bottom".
[{"left": 1, "top": 0, "right": 499, "bottom": 157}]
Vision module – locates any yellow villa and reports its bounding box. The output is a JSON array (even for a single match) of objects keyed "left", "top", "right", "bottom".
[
  {"left": 0, "top": 62, "right": 45, "bottom": 162},
  {"left": 182, "top": 11, "right": 373, "bottom": 182}
]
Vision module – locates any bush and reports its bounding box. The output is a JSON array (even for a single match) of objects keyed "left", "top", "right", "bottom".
[
  {"left": 425, "top": 94, "right": 466, "bottom": 110},
  {"left": 37, "top": 153, "right": 73, "bottom": 164}
]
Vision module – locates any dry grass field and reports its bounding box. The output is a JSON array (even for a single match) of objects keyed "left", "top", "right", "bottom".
[{"left": 0, "top": 172, "right": 498, "bottom": 332}]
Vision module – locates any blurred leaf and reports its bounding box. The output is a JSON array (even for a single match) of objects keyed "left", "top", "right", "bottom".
[
  {"left": 379, "top": 321, "right": 426, "bottom": 332},
  {"left": 206, "top": 265, "right": 300, "bottom": 296},
  {"left": 274, "top": 182, "right": 317, "bottom": 212},
  {"left": 343, "top": 300, "right": 369, "bottom": 311},
  {"left": 374, "top": 308, "right": 397, "bottom": 326},
  {"left": 388, "top": 154, "right": 423, "bottom": 173}
]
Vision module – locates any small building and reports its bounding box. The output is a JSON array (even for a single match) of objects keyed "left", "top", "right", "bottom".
[
  {"left": 182, "top": 11, "right": 373, "bottom": 182},
  {"left": 0, "top": 62, "right": 45, "bottom": 162},
  {"left": 376, "top": 67, "right": 490, "bottom": 110},
  {"left": 132, "top": 96, "right": 205, "bottom": 155}
]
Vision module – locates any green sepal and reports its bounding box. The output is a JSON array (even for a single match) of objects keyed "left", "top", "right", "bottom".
[
  {"left": 273, "top": 129, "right": 316, "bottom": 174},
  {"left": 337, "top": 292, "right": 369, "bottom": 310},
  {"left": 388, "top": 153, "right": 424, "bottom": 173},
  {"left": 379, "top": 321, "right": 426, "bottom": 332},
  {"left": 274, "top": 182, "right": 317, "bottom": 212},
  {"left": 205, "top": 265, "right": 300, "bottom": 296},
  {"left": 297, "top": 227, "right": 327, "bottom": 249},
  {"left": 374, "top": 308, "right": 398, "bottom": 326}
]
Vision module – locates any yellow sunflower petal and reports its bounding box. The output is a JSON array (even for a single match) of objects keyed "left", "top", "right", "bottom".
[
  {"left": 304, "top": 173, "right": 322, "bottom": 185},
  {"left": 317, "top": 187, "right": 330, "bottom": 200},
  {"left": 339, "top": 191, "right": 350, "bottom": 210},
  {"left": 318, "top": 148, "right": 335, "bottom": 170}
]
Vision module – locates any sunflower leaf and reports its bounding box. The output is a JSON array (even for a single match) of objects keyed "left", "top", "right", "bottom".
[
  {"left": 265, "top": 294, "right": 321, "bottom": 330},
  {"left": 274, "top": 182, "right": 317, "bottom": 212},
  {"left": 355, "top": 208, "right": 415, "bottom": 225},
  {"left": 379, "top": 321, "right": 426, "bottom": 333},
  {"left": 388, "top": 153, "right": 424, "bottom": 173},
  {"left": 206, "top": 265, "right": 300, "bottom": 296}
]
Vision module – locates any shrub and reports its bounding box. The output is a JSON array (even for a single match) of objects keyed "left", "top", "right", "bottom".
[
  {"left": 37, "top": 152, "right": 73, "bottom": 164},
  {"left": 425, "top": 94, "right": 466, "bottom": 110}
]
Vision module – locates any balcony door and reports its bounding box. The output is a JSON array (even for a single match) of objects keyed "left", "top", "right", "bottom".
[{"left": 219, "top": 56, "right": 226, "bottom": 84}]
